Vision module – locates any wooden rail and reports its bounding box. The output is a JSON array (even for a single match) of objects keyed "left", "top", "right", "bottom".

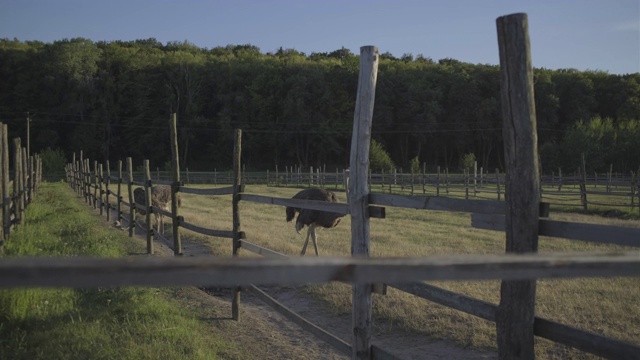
[{"left": 1, "top": 252, "right": 638, "bottom": 289}]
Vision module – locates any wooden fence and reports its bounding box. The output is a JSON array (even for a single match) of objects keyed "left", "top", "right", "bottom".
[
  {"left": 0, "top": 122, "right": 43, "bottom": 253},
  {"left": 6, "top": 14, "right": 640, "bottom": 360}
]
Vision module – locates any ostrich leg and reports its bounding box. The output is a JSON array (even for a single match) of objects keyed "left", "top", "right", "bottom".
[
  {"left": 300, "top": 224, "right": 316, "bottom": 256},
  {"left": 311, "top": 227, "right": 319, "bottom": 256}
]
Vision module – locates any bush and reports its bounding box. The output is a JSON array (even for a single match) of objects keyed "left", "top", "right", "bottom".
[
  {"left": 460, "top": 152, "right": 476, "bottom": 171},
  {"left": 370, "top": 139, "right": 395, "bottom": 172},
  {"left": 39, "top": 147, "right": 66, "bottom": 175}
]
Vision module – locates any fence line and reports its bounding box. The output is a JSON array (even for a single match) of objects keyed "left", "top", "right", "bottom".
[
  {"left": 45, "top": 21, "right": 640, "bottom": 359},
  {"left": 0, "top": 122, "right": 42, "bottom": 253}
]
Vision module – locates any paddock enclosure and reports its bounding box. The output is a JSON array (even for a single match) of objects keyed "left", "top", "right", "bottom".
[{"left": 3, "top": 13, "right": 640, "bottom": 360}]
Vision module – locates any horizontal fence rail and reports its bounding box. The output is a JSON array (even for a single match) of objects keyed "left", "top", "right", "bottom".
[{"left": 1, "top": 252, "right": 639, "bottom": 289}]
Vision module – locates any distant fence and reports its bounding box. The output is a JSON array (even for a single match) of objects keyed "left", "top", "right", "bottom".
[
  {"left": 5, "top": 15, "right": 640, "bottom": 360},
  {"left": 0, "top": 122, "right": 43, "bottom": 253},
  {"left": 151, "top": 166, "right": 640, "bottom": 215}
]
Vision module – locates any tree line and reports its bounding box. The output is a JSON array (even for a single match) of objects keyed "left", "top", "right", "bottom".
[{"left": 0, "top": 37, "right": 638, "bottom": 174}]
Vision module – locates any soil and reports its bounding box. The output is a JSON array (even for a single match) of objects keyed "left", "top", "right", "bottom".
[{"left": 106, "top": 211, "right": 497, "bottom": 359}]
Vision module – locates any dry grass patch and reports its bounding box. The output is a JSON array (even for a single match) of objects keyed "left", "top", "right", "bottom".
[{"left": 118, "top": 184, "right": 640, "bottom": 358}]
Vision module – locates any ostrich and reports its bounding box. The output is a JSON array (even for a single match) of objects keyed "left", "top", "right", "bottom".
[
  {"left": 133, "top": 185, "right": 181, "bottom": 235},
  {"left": 285, "top": 188, "right": 344, "bottom": 256}
]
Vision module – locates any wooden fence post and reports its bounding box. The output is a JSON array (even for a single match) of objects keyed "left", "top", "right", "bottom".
[
  {"left": 93, "top": 160, "right": 99, "bottom": 209},
  {"left": 349, "top": 45, "right": 378, "bottom": 360},
  {"left": 0, "top": 124, "right": 8, "bottom": 242},
  {"left": 496, "top": 13, "right": 539, "bottom": 360},
  {"left": 232, "top": 129, "right": 242, "bottom": 320},
  {"left": 436, "top": 166, "right": 441, "bottom": 196},
  {"left": 27, "top": 156, "right": 33, "bottom": 204},
  {"left": 105, "top": 161, "right": 111, "bottom": 221},
  {"left": 21, "top": 148, "right": 27, "bottom": 207},
  {"left": 169, "top": 113, "right": 182, "bottom": 256},
  {"left": 580, "top": 153, "right": 588, "bottom": 210},
  {"left": 98, "top": 163, "right": 104, "bottom": 216},
  {"left": 117, "top": 160, "right": 123, "bottom": 225},
  {"left": 496, "top": 168, "right": 502, "bottom": 201},
  {"left": 127, "top": 157, "right": 134, "bottom": 237},
  {"left": 0, "top": 124, "right": 4, "bottom": 250},
  {"left": 143, "top": 160, "right": 153, "bottom": 254},
  {"left": 13, "top": 139, "right": 23, "bottom": 225},
  {"left": 473, "top": 161, "right": 478, "bottom": 198}
]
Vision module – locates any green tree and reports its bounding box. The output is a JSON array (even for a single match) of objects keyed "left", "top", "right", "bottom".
[
  {"left": 370, "top": 139, "right": 395, "bottom": 172},
  {"left": 39, "top": 147, "right": 66, "bottom": 175},
  {"left": 460, "top": 153, "right": 476, "bottom": 171}
]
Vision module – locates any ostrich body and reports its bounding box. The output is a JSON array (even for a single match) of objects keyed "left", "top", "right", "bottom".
[
  {"left": 286, "top": 188, "right": 344, "bottom": 256},
  {"left": 133, "top": 185, "right": 181, "bottom": 235}
]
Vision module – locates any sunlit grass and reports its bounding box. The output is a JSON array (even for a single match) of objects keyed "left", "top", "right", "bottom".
[{"left": 113, "top": 182, "right": 640, "bottom": 358}]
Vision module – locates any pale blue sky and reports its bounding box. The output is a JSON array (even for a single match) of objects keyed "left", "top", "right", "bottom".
[{"left": 1, "top": 0, "right": 638, "bottom": 74}]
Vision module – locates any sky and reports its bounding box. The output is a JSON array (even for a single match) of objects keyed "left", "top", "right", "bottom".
[{"left": 0, "top": 0, "right": 638, "bottom": 74}]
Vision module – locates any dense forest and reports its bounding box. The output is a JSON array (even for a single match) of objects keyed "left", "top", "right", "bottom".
[{"left": 0, "top": 37, "right": 638, "bottom": 174}]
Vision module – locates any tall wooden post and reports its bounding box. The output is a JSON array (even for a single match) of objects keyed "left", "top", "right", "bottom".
[
  {"left": 21, "top": 148, "right": 27, "bottom": 206},
  {"left": 1, "top": 125, "right": 8, "bottom": 241},
  {"left": 496, "top": 13, "right": 539, "bottom": 360},
  {"left": 0, "top": 125, "right": 4, "bottom": 250},
  {"left": 105, "top": 161, "right": 111, "bottom": 221},
  {"left": 93, "top": 160, "right": 99, "bottom": 209},
  {"left": 143, "top": 160, "right": 153, "bottom": 254},
  {"left": 232, "top": 129, "right": 242, "bottom": 320},
  {"left": 169, "top": 113, "right": 182, "bottom": 256},
  {"left": 127, "top": 157, "right": 135, "bottom": 237},
  {"left": 13, "top": 139, "right": 23, "bottom": 225},
  {"left": 98, "top": 163, "right": 104, "bottom": 216},
  {"left": 117, "top": 160, "right": 123, "bottom": 225},
  {"left": 349, "top": 45, "right": 379, "bottom": 360},
  {"left": 580, "top": 153, "right": 588, "bottom": 210}
]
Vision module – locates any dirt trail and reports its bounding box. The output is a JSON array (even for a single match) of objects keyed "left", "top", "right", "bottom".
[{"left": 106, "top": 210, "right": 496, "bottom": 359}]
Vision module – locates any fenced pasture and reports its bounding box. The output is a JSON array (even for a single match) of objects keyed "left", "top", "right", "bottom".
[
  {"left": 5, "top": 14, "right": 640, "bottom": 360},
  {"left": 147, "top": 168, "right": 640, "bottom": 218},
  {"left": 120, "top": 183, "right": 640, "bottom": 357}
]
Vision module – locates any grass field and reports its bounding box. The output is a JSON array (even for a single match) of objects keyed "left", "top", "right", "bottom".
[
  {"left": 0, "top": 182, "right": 235, "bottom": 360},
  {"left": 145, "top": 183, "right": 640, "bottom": 359}
]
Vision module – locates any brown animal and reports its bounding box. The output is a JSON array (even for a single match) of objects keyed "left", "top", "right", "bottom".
[
  {"left": 133, "top": 185, "right": 181, "bottom": 234},
  {"left": 285, "top": 188, "right": 344, "bottom": 256}
]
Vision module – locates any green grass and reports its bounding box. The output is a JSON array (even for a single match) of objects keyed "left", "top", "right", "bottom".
[{"left": 0, "top": 182, "right": 233, "bottom": 360}]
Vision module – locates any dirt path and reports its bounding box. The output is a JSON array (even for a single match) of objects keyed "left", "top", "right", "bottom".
[{"left": 105, "top": 210, "right": 496, "bottom": 359}]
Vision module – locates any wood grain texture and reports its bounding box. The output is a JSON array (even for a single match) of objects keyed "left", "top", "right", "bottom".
[
  {"left": 496, "top": 13, "right": 538, "bottom": 360},
  {"left": 349, "top": 45, "right": 379, "bottom": 360}
]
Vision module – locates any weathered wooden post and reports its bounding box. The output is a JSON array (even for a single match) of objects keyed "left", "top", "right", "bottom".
[
  {"left": 436, "top": 166, "right": 441, "bottom": 196},
  {"left": 143, "top": 160, "right": 153, "bottom": 254},
  {"left": 127, "top": 157, "right": 135, "bottom": 237},
  {"left": 1, "top": 124, "right": 8, "bottom": 241},
  {"left": 13, "top": 139, "right": 23, "bottom": 225},
  {"left": 98, "top": 163, "right": 104, "bottom": 215},
  {"left": 232, "top": 129, "right": 242, "bottom": 320},
  {"left": 496, "top": 168, "right": 502, "bottom": 201},
  {"left": 117, "top": 160, "right": 123, "bottom": 225},
  {"left": 580, "top": 153, "right": 588, "bottom": 210},
  {"left": 21, "top": 148, "right": 27, "bottom": 207},
  {"left": 93, "top": 160, "right": 99, "bottom": 209},
  {"left": 27, "top": 156, "right": 33, "bottom": 204},
  {"left": 0, "top": 124, "right": 4, "bottom": 250},
  {"left": 105, "top": 161, "right": 111, "bottom": 221},
  {"left": 169, "top": 113, "right": 182, "bottom": 256},
  {"left": 496, "top": 13, "right": 539, "bottom": 360},
  {"left": 473, "top": 161, "right": 478, "bottom": 198},
  {"left": 349, "top": 45, "right": 378, "bottom": 360}
]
